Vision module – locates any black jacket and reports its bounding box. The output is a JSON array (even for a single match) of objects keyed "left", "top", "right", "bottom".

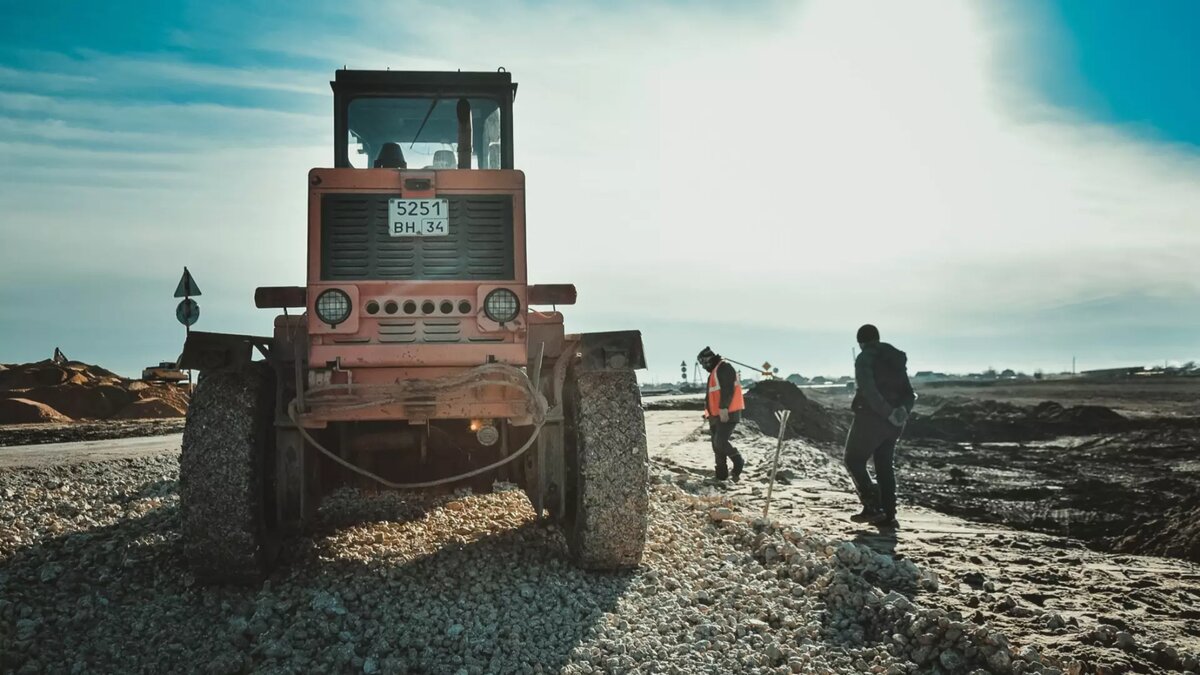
[{"left": 852, "top": 341, "right": 916, "bottom": 419}]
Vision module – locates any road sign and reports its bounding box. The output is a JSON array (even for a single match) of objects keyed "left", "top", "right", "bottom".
[
  {"left": 174, "top": 267, "right": 202, "bottom": 298},
  {"left": 176, "top": 298, "right": 200, "bottom": 326}
]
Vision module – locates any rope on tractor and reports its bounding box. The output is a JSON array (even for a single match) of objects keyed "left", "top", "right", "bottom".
[
  {"left": 303, "top": 363, "right": 546, "bottom": 417},
  {"left": 285, "top": 363, "right": 550, "bottom": 490}
]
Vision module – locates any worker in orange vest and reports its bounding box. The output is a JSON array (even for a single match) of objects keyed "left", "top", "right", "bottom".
[{"left": 698, "top": 346, "right": 746, "bottom": 481}]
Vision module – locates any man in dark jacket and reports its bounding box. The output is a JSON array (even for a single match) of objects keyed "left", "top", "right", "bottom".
[
  {"left": 698, "top": 346, "right": 746, "bottom": 482},
  {"left": 844, "top": 324, "right": 916, "bottom": 528}
]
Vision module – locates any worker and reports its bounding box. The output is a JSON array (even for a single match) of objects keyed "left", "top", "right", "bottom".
[
  {"left": 698, "top": 346, "right": 746, "bottom": 482},
  {"left": 844, "top": 324, "right": 916, "bottom": 528}
]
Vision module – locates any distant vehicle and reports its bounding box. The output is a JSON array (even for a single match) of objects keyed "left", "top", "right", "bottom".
[{"left": 141, "top": 361, "right": 187, "bottom": 383}]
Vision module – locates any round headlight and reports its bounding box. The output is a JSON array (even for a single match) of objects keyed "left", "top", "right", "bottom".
[
  {"left": 315, "top": 289, "right": 352, "bottom": 326},
  {"left": 483, "top": 288, "right": 520, "bottom": 323}
]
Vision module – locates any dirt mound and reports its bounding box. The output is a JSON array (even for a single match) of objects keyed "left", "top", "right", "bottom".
[
  {"left": 643, "top": 397, "right": 705, "bottom": 412},
  {"left": 0, "top": 383, "right": 134, "bottom": 419},
  {"left": 743, "top": 380, "right": 848, "bottom": 444},
  {"left": 0, "top": 359, "right": 188, "bottom": 424},
  {"left": 905, "top": 399, "right": 1128, "bottom": 442},
  {"left": 110, "top": 397, "right": 187, "bottom": 420},
  {"left": 1112, "top": 496, "right": 1200, "bottom": 563},
  {"left": 0, "top": 360, "right": 128, "bottom": 390},
  {"left": 0, "top": 398, "right": 73, "bottom": 424}
]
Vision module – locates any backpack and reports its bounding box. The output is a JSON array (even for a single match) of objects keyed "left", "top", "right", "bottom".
[{"left": 873, "top": 345, "right": 913, "bottom": 408}]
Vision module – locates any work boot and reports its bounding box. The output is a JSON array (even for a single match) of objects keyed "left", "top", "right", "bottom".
[
  {"left": 850, "top": 485, "right": 883, "bottom": 523},
  {"left": 876, "top": 514, "right": 900, "bottom": 530},
  {"left": 850, "top": 507, "right": 886, "bottom": 524},
  {"left": 730, "top": 454, "right": 745, "bottom": 482},
  {"left": 714, "top": 463, "right": 729, "bottom": 482}
]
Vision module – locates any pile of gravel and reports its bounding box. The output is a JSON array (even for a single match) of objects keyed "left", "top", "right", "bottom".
[{"left": 3, "top": 453, "right": 1199, "bottom": 674}]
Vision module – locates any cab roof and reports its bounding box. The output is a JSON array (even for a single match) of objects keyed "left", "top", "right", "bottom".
[{"left": 330, "top": 70, "right": 517, "bottom": 100}]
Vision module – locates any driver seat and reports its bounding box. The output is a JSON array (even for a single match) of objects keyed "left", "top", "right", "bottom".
[
  {"left": 432, "top": 149, "right": 456, "bottom": 169},
  {"left": 374, "top": 143, "right": 407, "bottom": 169}
]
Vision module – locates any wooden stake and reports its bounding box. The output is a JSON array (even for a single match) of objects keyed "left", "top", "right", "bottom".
[{"left": 763, "top": 409, "right": 792, "bottom": 519}]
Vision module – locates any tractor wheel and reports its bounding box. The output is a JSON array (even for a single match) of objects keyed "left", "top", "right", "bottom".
[
  {"left": 564, "top": 368, "right": 649, "bottom": 570},
  {"left": 179, "top": 362, "right": 277, "bottom": 584}
]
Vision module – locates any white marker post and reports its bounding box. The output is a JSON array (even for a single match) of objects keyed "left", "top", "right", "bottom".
[{"left": 762, "top": 409, "right": 792, "bottom": 520}]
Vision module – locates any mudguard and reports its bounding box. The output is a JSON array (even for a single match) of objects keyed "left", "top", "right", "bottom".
[
  {"left": 575, "top": 330, "right": 646, "bottom": 371},
  {"left": 179, "top": 331, "right": 273, "bottom": 372}
]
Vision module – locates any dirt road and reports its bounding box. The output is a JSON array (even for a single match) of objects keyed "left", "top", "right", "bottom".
[
  {"left": 652, "top": 411, "right": 1200, "bottom": 672},
  {"left": 0, "top": 433, "right": 181, "bottom": 469}
]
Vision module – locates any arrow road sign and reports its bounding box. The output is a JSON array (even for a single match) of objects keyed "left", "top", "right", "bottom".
[
  {"left": 174, "top": 267, "right": 202, "bottom": 298},
  {"left": 176, "top": 298, "right": 200, "bottom": 326}
]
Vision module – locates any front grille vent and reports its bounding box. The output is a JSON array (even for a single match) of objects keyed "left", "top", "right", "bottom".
[
  {"left": 377, "top": 319, "right": 463, "bottom": 344},
  {"left": 321, "top": 195, "right": 514, "bottom": 280}
]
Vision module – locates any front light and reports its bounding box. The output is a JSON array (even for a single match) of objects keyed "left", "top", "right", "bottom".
[
  {"left": 476, "top": 424, "right": 499, "bottom": 446},
  {"left": 315, "top": 289, "right": 352, "bottom": 326},
  {"left": 483, "top": 288, "right": 520, "bottom": 323}
]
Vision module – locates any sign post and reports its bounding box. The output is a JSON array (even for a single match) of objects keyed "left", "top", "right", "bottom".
[{"left": 174, "top": 267, "right": 202, "bottom": 393}]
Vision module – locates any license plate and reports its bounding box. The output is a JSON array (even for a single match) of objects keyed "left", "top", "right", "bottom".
[{"left": 388, "top": 198, "right": 449, "bottom": 237}]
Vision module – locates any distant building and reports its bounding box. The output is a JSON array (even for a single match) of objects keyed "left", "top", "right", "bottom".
[
  {"left": 1081, "top": 366, "right": 1146, "bottom": 379},
  {"left": 913, "top": 371, "right": 949, "bottom": 381}
]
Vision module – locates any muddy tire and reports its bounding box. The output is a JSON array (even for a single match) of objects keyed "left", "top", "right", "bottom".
[
  {"left": 179, "top": 362, "right": 277, "bottom": 584},
  {"left": 564, "top": 368, "right": 648, "bottom": 570}
]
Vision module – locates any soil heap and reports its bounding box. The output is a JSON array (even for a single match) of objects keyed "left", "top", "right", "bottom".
[
  {"left": 0, "top": 360, "right": 188, "bottom": 424},
  {"left": 743, "top": 380, "right": 849, "bottom": 444},
  {"left": 1113, "top": 495, "right": 1200, "bottom": 563},
  {"left": 905, "top": 398, "right": 1128, "bottom": 442}
]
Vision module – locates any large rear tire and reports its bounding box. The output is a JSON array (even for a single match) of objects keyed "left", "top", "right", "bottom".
[
  {"left": 564, "top": 368, "right": 648, "bottom": 570},
  {"left": 179, "top": 362, "right": 277, "bottom": 584}
]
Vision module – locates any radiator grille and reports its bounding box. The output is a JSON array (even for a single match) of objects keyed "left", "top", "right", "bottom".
[
  {"left": 321, "top": 194, "right": 515, "bottom": 280},
  {"left": 376, "top": 319, "right": 464, "bottom": 344}
]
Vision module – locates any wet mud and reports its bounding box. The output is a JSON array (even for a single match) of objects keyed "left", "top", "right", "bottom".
[{"left": 791, "top": 381, "right": 1200, "bottom": 563}]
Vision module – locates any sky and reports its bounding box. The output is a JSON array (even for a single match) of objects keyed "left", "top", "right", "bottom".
[{"left": 0, "top": 0, "right": 1197, "bottom": 382}]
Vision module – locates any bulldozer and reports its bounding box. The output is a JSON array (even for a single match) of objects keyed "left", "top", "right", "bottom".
[{"left": 177, "top": 69, "right": 649, "bottom": 583}]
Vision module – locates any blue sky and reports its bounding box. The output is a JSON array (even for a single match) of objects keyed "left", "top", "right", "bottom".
[
  {"left": 1, "top": 0, "right": 1197, "bottom": 381},
  {"left": 1017, "top": 0, "right": 1200, "bottom": 148}
]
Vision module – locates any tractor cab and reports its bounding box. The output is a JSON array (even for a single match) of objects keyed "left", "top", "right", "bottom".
[{"left": 332, "top": 70, "right": 516, "bottom": 170}]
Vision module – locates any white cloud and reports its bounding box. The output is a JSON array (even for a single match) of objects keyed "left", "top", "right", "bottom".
[
  {"left": 306, "top": 1, "right": 1200, "bottom": 319},
  {"left": 2, "top": 0, "right": 1198, "bottom": 376}
]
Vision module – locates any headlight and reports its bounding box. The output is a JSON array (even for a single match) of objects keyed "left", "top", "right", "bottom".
[
  {"left": 315, "top": 289, "right": 352, "bottom": 326},
  {"left": 483, "top": 288, "right": 520, "bottom": 323}
]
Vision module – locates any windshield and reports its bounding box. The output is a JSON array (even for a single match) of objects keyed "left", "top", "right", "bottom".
[{"left": 347, "top": 97, "right": 503, "bottom": 169}]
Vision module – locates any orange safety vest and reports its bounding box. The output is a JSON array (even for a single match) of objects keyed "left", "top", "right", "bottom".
[{"left": 706, "top": 360, "right": 746, "bottom": 417}]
